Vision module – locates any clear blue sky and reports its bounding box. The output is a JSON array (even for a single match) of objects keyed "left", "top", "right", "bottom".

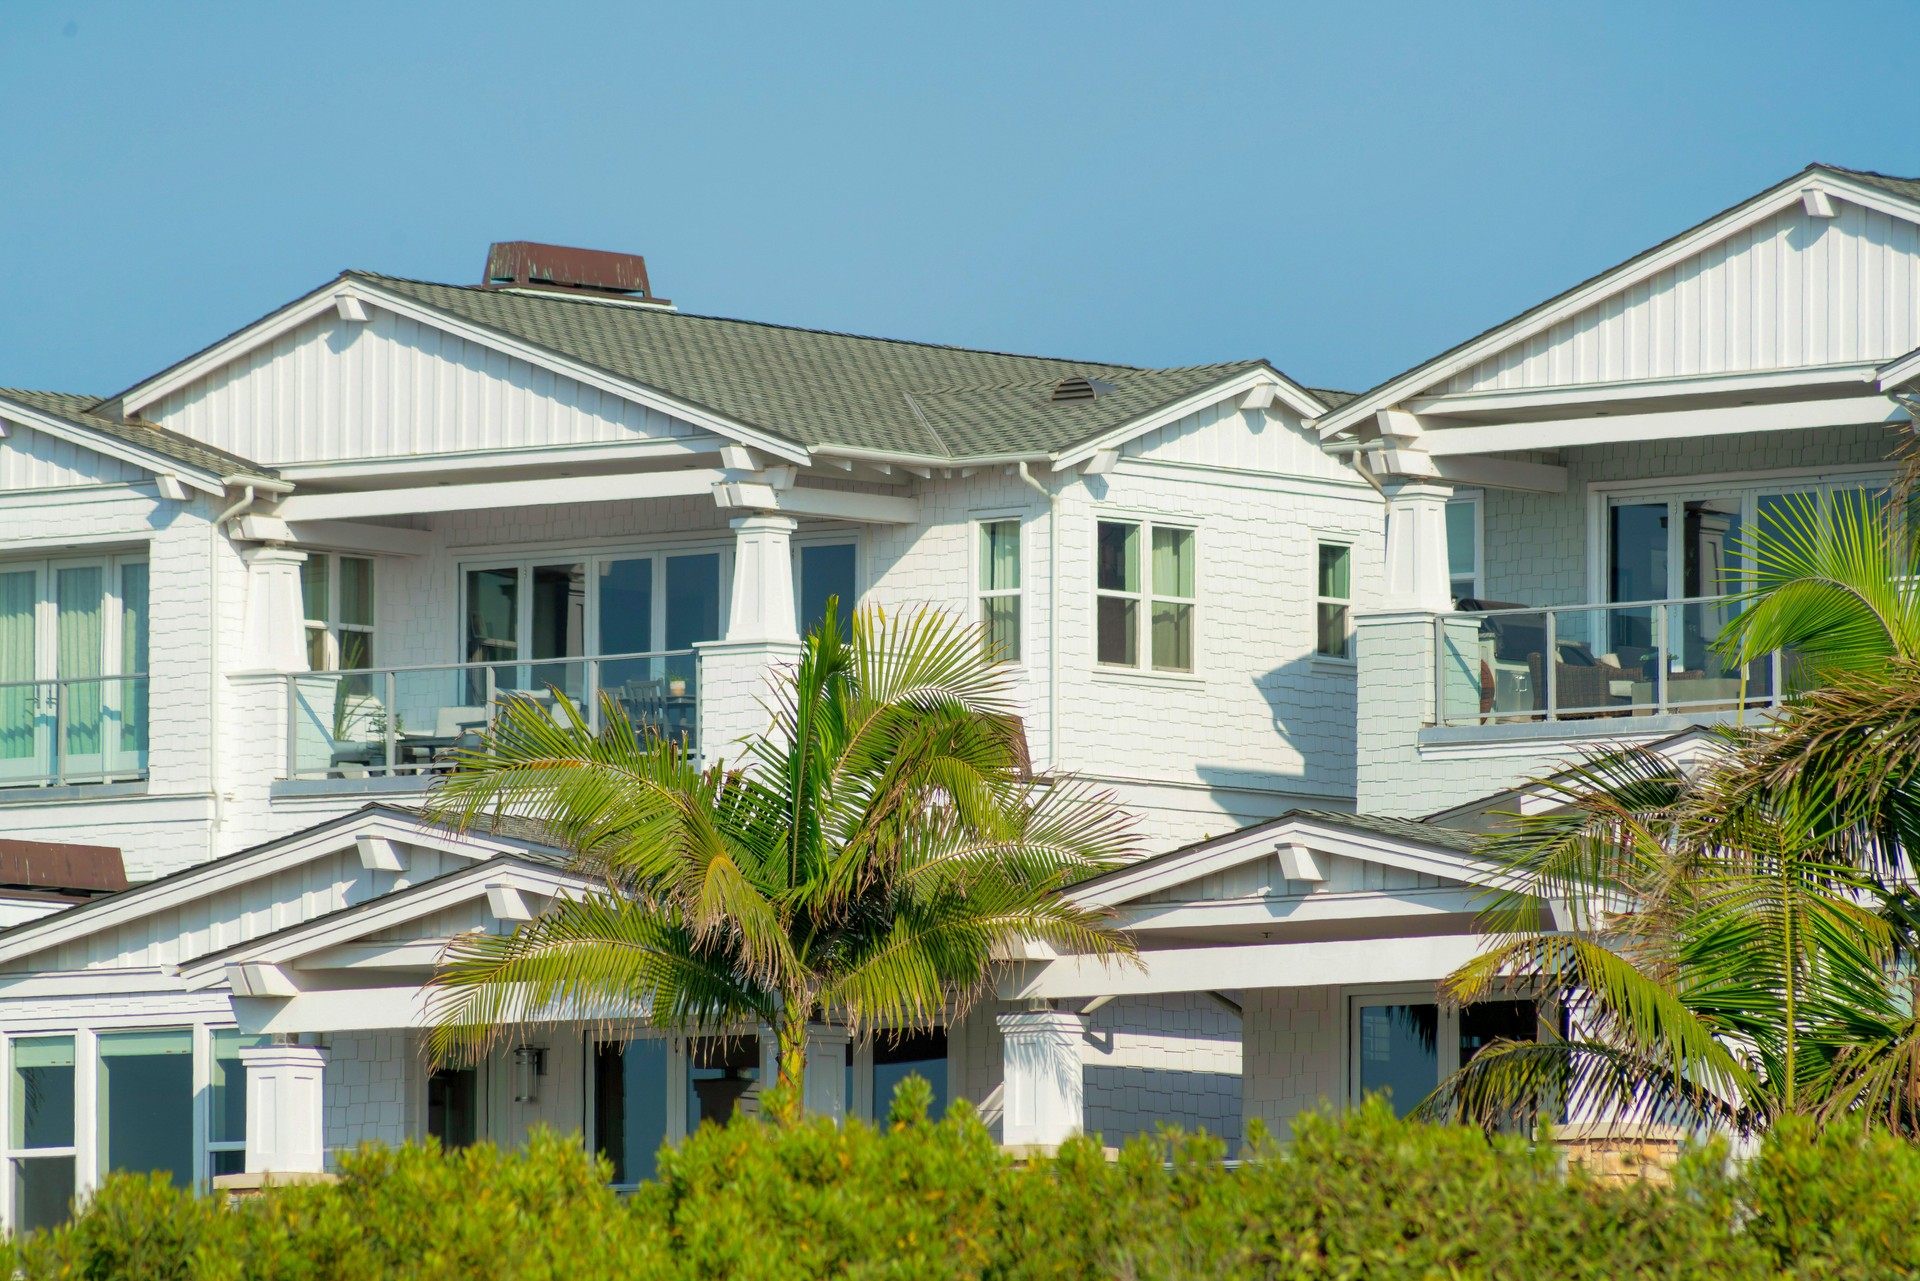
[{"left": 4, "top": 1, "right": 1917, "bottom": 400}]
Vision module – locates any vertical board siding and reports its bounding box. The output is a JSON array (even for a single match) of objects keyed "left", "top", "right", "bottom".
[
  {"left": 1126, "top": 403, "right": 1355, "bottom": 480},
  {"left": 1447, "top": 202, "right": 1920, "bottom": 392},
  {"left": 0, "top": 422, "right": 146, "bottom": 489},
  {"left": 149, "top": 309, "right": 700, "bottom": 466}
]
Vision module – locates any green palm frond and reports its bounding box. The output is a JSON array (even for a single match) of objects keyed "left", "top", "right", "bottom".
[
  {"left": 1417, "top": 1037, "right": 1747, "bottom": 1135},
  {"left": 423, "top": 604, "right": 1136, "bottom": 1120}
]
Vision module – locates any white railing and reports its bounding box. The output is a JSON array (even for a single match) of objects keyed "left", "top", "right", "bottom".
[
  {"left": 1434, "top": 595, "right": 1787, "bottom": 727},
  {"left": 281, "top": 650, "right": 698, "bottom": 780},
  {"left": 0, "top": 673, "right": 150, "bottom": 787}
]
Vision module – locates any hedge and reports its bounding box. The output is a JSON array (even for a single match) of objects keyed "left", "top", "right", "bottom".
[{"left": 10, "top": 1082, "right": 1920, "bottom": 1279}]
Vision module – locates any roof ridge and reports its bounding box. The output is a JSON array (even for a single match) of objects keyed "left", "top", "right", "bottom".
[
  {"left": 350, "top": 270, "right": 1152, "bottom": 372},
  {"left": 907, "top": 360, "right": 1267, "bottom": 397}
]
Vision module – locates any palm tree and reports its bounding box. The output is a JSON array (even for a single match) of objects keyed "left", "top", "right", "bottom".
[
  {"left": 420, "top": 603, "right": 1137, "bottom": 1125},
  {"left": 1419, "top": 744, "right": 1920, "bottom": 1137},
  {"left": 1718, "top": 486, "right": 1920, "bottom": 677}
]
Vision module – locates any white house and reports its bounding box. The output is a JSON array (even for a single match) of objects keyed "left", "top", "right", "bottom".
[{"left": 0, "top": 162, "right": 1917, "bottom": 1229}]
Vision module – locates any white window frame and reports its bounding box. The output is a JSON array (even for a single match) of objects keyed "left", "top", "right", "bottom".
[
  {"left": 1313, "top": 538, "right": 1355, "bottom": 663},
  {"left": 0, "top": 551, "right": 151, "bottom": 785},
  {"left": 1583, "top": 462, "right": 1897, "bottom": 604},
  {"left": 0, "top": 1017, "right": 245, "bottom": 1234},
  {"left": 457, "top": 540, "right": 735, "bottom": 665},
  {"left": 301, "top": 552, "right": 376, "bottom": 672},
  {"left": 792, "top": 532, "right": 863, "bottom": 635},
  {"left": 1445, "top": 492, "right": 1483, "bottom": 604},
  {"left": 1093, "top": 515, "right": 1199, "bottom": 675},
  {"left": 973, "top": 514, "right": 1024, "bottom": 666}
]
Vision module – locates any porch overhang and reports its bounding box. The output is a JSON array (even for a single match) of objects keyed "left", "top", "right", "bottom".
[{"left": 998, "top": 932, "right": 1489, "bottom": 1000}]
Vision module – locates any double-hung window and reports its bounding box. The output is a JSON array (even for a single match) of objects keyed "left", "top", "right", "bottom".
[
  {"left": 1315, "top": 543, "right": 1353, "bottom": 659},
  {"left": 0, "top": 553, "right": 148, "bottom": 786},
  {"left": 977, "top": 519, "right": 1022, "bottom": 662},
  {"left": 8, "top": 1035, "right": 76, "bottom": 1234},
  {"left": 300, "top": 554, "right": 375, "bottom": 671},
  {"left": 1095, "top": 519, "right": 1195, "bottom": 672}
]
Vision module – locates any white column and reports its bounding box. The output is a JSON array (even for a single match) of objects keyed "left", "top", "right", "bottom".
[
  {"left": 997, "top": 1009, "right": 1085, "bottom": 1150},
  {"left": 241, "top": 1043, "right": 329, "bottom": 1175},
  {"left": 1380, "top": 479, "right": 1455, "bottom": 613},
  {"left": 695, "top": 514, "right": 804, "bottom": 762},
  {"left": 802, "top": 1026, "right": 850, "bottom": 1123},
  {"left": 238, "top": 546, "right": 311, "bottom": 672},
  {"left": 725, "top": 514, "right": 800, "bottom": 645}
]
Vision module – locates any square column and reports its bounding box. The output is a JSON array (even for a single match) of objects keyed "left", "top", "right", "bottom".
[
  {"left": 696, "top": 513, "right": 804, "bottom": 761},
  {"left": 239, "top": 546, "right": 311, "bottom": 672},
  {"left": 240, "top": 1043, "right": 329, "bottom": 1175},
  {"left": 1379, "top": 479, "right": 1454, "bottom": 613},
  {"left": 998, "top": 1009, "right": 1085, "bottom": 1150},
  {"left": 803, "top": 1026, "right": 850, "bottom": 1122}
]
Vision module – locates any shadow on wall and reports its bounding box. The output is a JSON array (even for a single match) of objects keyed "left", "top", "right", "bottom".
[{"left": 1181, "top": 653, "right": 1357, "bottom": 826}]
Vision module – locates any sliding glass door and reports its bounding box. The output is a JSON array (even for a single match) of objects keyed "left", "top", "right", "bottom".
[
  {"left": 0, "top": 555, "right": 147, "bottom": 785},
  {"left": 462, "top": 548, "right": 726, "bottom": 715}
]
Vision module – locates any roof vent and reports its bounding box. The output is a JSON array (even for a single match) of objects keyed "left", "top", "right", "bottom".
[
  {"left": 1050, "top": 376, "right": 1116, "bottom": 403},
  {"left": 482, "top": 241, "right": 670, "bottom": 304}
]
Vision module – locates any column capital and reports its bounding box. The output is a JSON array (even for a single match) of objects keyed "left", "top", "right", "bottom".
[
  {"left": 1380, "top": 477, "right": 1455, "bottom": 613},
  {"left": 241, "top": 1042, "right": 329, "bottom": 1175},
  {"left": 998, "top": 1007, "right": 1085, "bottom": 1151},
  {"left": 728, "top": 512, "right": 801, "bottom": 536},
  {"left": 238, "top": 544, "right": 310, "bottom": 567}
]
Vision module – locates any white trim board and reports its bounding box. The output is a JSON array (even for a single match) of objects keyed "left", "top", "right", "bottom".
[
  {"left": 1000, "top": 933, "right": 1490, "bottom": 1000},
  {"left": 1050, "top": 367, "right": 1328, "bottom": 470}
]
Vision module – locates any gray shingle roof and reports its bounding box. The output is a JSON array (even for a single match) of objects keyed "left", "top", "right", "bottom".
[
  {"left": 0, "top": 387, "right": 275, "bottom": 482},
  {"left": 355, "top": 273, "right": 1325, "bottom": 460}
]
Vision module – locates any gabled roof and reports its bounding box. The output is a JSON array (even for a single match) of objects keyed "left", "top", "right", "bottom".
[
  {"left": 1067, "top": 807, "right": 1491, "bottom": 909},
  {"left": 0, "top": 804, "right": 566, "bottom": 967},
  {"left": 1318, "top": 162, "right": 1920, "bottom": 438},
  {"left": 0, "top": 388, "right": 276, "bottom": 490},
  {"left": 104, "top": 269, "right": 1338, "bottom": 466}
]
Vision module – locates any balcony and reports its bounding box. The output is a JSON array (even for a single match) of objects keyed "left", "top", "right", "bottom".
[
  {"left": 1434, "top": 595, "right": 1785, "bottom": 727},
  {"left": 0, "top": 674, "right": 150, "bottom": 788},
  {"left": 275, "top": 650, "right": 699, "bottom": 782}
]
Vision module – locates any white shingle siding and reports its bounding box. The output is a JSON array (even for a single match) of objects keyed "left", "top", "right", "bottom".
[
  {"left": 1082, "top": 994, "right": 1243, "bottom": 1151},
  {"left": 1239, "top": 986, "right": 1342, "bottom": 1142},
  {"left": 324, "top": 1031, "right": 411, "bottom": 1157}
]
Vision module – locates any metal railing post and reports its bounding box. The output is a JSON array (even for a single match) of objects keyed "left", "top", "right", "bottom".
[
  {"left": 585, "top": 656, "right": 601, "bottom": 735},
  {"left": 52, "top": 679, "right": 66, "bottom": 786},
  {"left": 1655, "top": 604, "right": 1669, "bottom": 715},
  {"left": 1543, "top": 611, "right": 1558, "bottom": 721},
  {"left": 1771, "top": 647, "right": 1784, "bottom": 709},
  {"left": 484, "top": 665, "right": 498, "bottom": 731},
  {"left": 384, "top": 669, "right": 398, "bottom": 777}
]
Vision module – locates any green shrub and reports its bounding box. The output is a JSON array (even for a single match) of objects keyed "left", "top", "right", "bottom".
[{"left": 25, "top": 1095, "right": 1920, "bottom": 1278}]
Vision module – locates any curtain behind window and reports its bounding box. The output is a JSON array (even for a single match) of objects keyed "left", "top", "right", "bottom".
[
  {"left": 56, "top": 567, "right": 103, "bottom": 759},
  {"left": 0, "top": 571, "right": 34, "bottom": 765}
]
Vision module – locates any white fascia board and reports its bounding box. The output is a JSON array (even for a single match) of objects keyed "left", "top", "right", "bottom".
[
  {"left": 1408, "top": 363, "right": 1883, "bottom": 417},
  {"left": 273, "top": 436, "right": 724, "bottom": 485},
  {"left": 1878, "top": 346, "right": 1920, "bottom": 391},
  {"left": 271, "top": 467, "right": 727, "bottom": 522},
  {"left": 116, "top": 278, "right": 811, "bottom": 467},
  {"left": 0, "top": 810, "right": 524, "bottom": 968},
  {"left": 1117, "top": 885, "right": 1486, "bottom": 932},
  {"left": 234, "top": 985, "right": 433, "bottom": 1035},
  {"left": 1318, "top": 171, "right": 1920, "bottom": 440},
  {"left": 1000, "top": 932, "right": 1492, "bottom": 1000},
  {"left": 712, "top": 482, "right": 919, "bottom": 524},
  {"left": 1072, "top": 817, "right": 1502, "bottom": 909},
  {"left": 232, "top": 514, "right": 435, "bottom": 557},
  {"left": 1421, "top": 395, "right": 1911, "bottom": 458},
  {"left": 0, "top": 967, "right": 187, "bottom": 1000},
  {"left": 1050, "top": 367, "right": 1325, "bottom": 471},
  {"left": 0, "top": 400, "right": 227, "bottom": 496}
]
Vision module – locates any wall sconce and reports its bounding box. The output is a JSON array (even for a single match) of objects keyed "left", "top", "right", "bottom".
[{"left": 512, "top": 1046, "right": 548, "bottom": 1103}]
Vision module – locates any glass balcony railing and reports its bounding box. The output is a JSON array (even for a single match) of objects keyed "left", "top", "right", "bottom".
[
  {"left": 283, "top": 651, "right": 698, "bottom": 781},
  {"left": 0, "top": 674, "right": 150, "bottom": 787},
  {"left": 1435, "top": 596, "right": 1788, "bottom": 727}
]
